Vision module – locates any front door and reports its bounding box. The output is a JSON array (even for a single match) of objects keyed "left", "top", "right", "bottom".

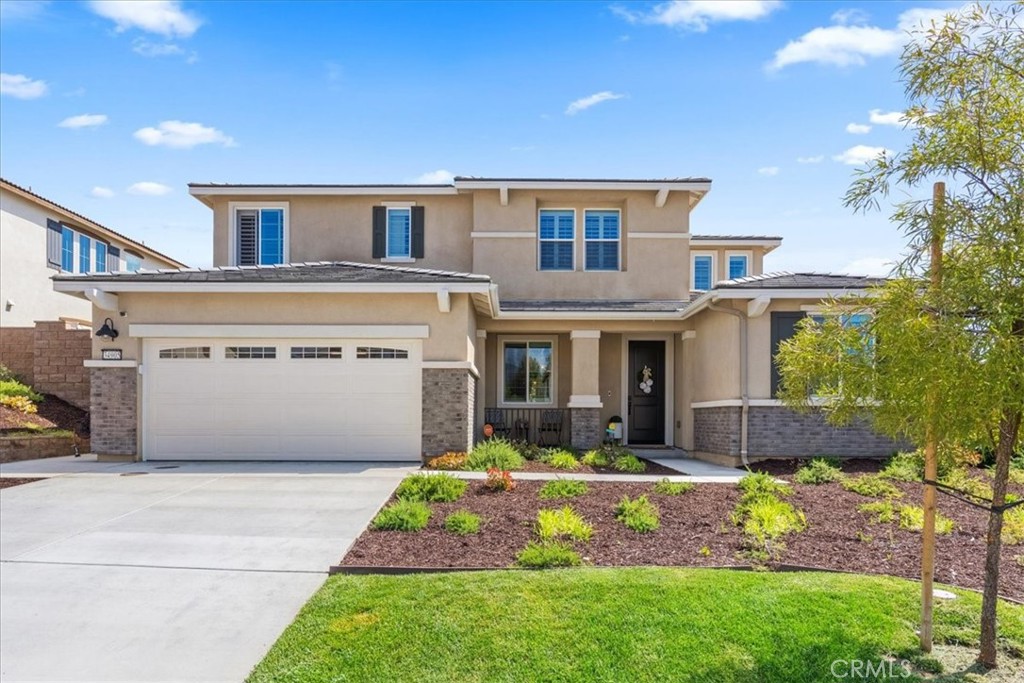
[{"left": 628, "top": 340, "right": 665, "bottom": 444}]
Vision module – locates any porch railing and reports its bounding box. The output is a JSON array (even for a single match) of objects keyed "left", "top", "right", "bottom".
[{"left": 483, "top": 407, "right": 569, "bottom": 447}]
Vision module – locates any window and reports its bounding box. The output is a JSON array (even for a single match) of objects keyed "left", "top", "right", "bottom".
[
  {"left": 107, "top": 245, "right": 121, "bottom": 272},
  {"left": 502, "top": 340, "right": 553, "bottom": 404},
  {"left": 770, "top": 312, "right": 873, "bottom": 397},
  {"left": 692, "top": 253, "right": 714, "bottom": 291},
  {"left": 125, "top": 252, "right": 143, "bottom": 272},
  {"left": 291, "top": 346, "right": 343, "bottom": 359},
  {"left": 95, "top": 242, "right": 108, "bottom": 273},
  {"left": 538, "top": 210, "right": 574, "bottom": 271},
  {"left": 235, "top": 207, "right": 286, "bottom": 265},
  {"left": 225, "top": 346, "right": 276, "bottom": 359},
  {"left": 386, "top": 208, "right": 411, "bottom": 258},
  {"left": 584, "top": 210, "right": 620, "bottom": 271},
  {"left": 79, "top": 234, "right": 91, "bottom": 273},
  {"left": 728, "top": 254, "right": 749, "bottom": 279},
  {"left": 356, "top": 346, "right": 409, "bottom": 359},
  {"left": 159, "top": 347, "right": 211, "bottom": 359},
  {"left": 60, "top": 226, "right": 74, "bottom": 272}
]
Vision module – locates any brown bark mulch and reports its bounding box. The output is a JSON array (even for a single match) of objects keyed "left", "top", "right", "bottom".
[
  {"left": 0, "top": 394, "right": 89, "bottom": 437},
  {"left": 341, "top": 476, "right": 1024, "bottom": 600},
  {"left": 518, "top": 457, "right": 682, "bottom": 476},
  {"left": 0, "top": 478, "right": 45, "bottom": 489}
]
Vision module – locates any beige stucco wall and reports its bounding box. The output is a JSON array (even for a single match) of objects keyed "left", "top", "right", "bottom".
[
  {"left": 90, "top": 292, "right": 476, "bottom": 362},
  {"left": 689, "top": 303, "right": 742, "bottom": 402},
  {"left": 209, "top": 194, "right": 475, "bottom": 272}
]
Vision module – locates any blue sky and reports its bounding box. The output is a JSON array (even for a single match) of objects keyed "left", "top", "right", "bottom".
[{"left": 0, "top": 0, "right": 960, "bottom": 270}]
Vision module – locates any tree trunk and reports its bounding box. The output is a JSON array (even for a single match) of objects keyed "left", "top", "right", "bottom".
[{"left": 978, "top": 407, "right": 1022, "bottom": 668}]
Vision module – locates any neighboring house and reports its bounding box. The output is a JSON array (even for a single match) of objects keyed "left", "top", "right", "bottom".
[
  {"left": 0, "top": 178, "right": 185, "bottom": 405},
  {"left": 52, "top": 176, "right": 894, "bottom": 463}
]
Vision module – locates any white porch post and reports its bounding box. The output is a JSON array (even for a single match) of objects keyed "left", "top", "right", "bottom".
[
  {"left": 475, "top": 329, "right": 487, "bottom": 443},
  {"left": 567, "top": 330, "right": 602, "bottom": 449}
]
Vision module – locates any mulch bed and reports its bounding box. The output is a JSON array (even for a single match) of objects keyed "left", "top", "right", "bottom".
[
  {"left": 519, "top": 457, "right": 681, "bottom": 476},
  {"left": 748, "top": 457, "right": 885, "bottom": 476},
  {"left": 0, "top": 478, "right": 45, "bottom": 489},
  {"left": 0, "top": 394, "right": 89, "bottom": 437},
  {"left": 341, "top": 472, "right": 1024, "bottom": 600}
]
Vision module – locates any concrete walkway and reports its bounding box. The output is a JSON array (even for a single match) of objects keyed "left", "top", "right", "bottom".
[{"left": 0, "top": 460, "right": 413, "bottom": 682}]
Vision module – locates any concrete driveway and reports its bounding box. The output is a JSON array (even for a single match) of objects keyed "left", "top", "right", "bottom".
[{"left": 0, "top": 460, "right": 412, "bottom": 682}]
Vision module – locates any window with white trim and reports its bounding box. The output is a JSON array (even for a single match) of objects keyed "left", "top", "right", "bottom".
[
  {"left": 728, "top": 254, "right": 749, "bottom": 279},
  {"left": 692, "top": 253, "right": 714, "bottom": 291},
  {"left": 291, "top": 346, "right": 343, "bottom": 359},
  {"left": 386, "top": 208, "right": 412, "bottom": 258},
  {"left": 538, "top": 210, "right": 574, "bottom": 271},
  {"left": 584, "top": 210, "right": 620, "bottom": 271},
  {"left": 225, "top": 346, "right": 277, "bottom": 359},
  {"left": 235, "top": 207, "right": 286, "bottom": 265},
  {"left": 356, "top": 346, "right": 409, "bottom": 359},
  {"left": 95, "top": 242, "right": 108, "bottom": 272},
  {"left": 78, "top": 234, "right": 92, "bottom": 273},
  {"left": 502, "top": 340, "right": 553, "bottom": 404},
  {"left": 125, "top": 252, "right": 143, "bottom": 272},
  {"left": 60, "top": 226, "right": 74, "bottom": 272},
  {"left": 159, "top": 347, "right": 211, "bottom": 359}
]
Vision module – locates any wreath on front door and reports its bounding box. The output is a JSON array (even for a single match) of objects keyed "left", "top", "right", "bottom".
[{"left": 638, "top": 365, "right": 654, "bottom": 394}]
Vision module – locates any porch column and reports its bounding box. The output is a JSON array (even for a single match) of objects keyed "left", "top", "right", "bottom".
[
  {"left": 568, "top": 330, "right": 602, "bottom": 449},
  {"left": 474, "top": 329, "right": 487, "bottom": 444}
]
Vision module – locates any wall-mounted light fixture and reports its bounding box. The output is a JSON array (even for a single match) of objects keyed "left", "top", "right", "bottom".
[{"left": 96, "top": 317, "right": 119, "bottom": 341}]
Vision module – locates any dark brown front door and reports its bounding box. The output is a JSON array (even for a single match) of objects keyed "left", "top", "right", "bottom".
[{"left": 628, "top": 340, "right": 665, "bottom": 444}]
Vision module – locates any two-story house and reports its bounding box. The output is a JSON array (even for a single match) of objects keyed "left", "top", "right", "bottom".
[{"left": 53, "top": 177, "right": 897, "bottom": 464}]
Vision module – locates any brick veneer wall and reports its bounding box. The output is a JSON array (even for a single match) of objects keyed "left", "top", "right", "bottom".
[
  {"left": 0, "top": 327, "right": 35, "bottom": 383},
  {"left": 89, "top": 366, "right": 137, "bottom": 456},
  {"left": 694, "top": 405, "right": 904, "bottom": 458},
  {"left": 421, "top": 368, "right": 475, "bottom": 457},
  {"left": 32, "top": 321, "right": 91, "bottom": 410},
  {"left": 570, "top": 408, "right": 602, "bottom": 450}
]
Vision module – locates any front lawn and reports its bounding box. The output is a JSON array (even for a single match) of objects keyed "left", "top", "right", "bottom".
[{"left": 249, "top": 568, "right": 1024, "bottom": 683}]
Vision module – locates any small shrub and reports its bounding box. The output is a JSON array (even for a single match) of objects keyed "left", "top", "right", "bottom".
[
  {"left": 898, "top": 505, "right": 955, "bottom": 535},
  {"left": 1002, "top": 507, "right": 1024, "bottom": 545},
  {"left": 859, "top": 500, "right": 897, "bottom": 524},
  {"left": 842, "top": 475, "right": 903, "bottom": 499},
  {"left": 536, "top": 506, "right": 593, "bottom": 542},
  {"left": 516, "top": 541, "right": 582, "bottom": 568},
  {"left": 613, "top": 454, "right": 646, "bottom": 473},
  {"left": 371, "top": 500, "right": 431, "bottom": 532},
  {"left": 0, "top": 395, "right": 38, "bottom": 414},
  {"left": 444, "top": 510, "right": 482, "bottom": 535},
  {"left": 511, "top": 440, "right": 547, "bottom": 461},
  {"left": 1008, "top": 468, "right": 1024, "bottom": 486},
  {"left": 882, "top": 446, "right": 980, "bottom": 483},
  {"left": 425, "top": 452, "right": 468, "bottom": 470},
  {"left": 699, "top": 546, "right": 712, "bottom": 557},
  {"left": 615, "top": 495, "right": 660, "bottom": 533},
  {"left": 741, "top": 496, "right": 806, "bottom": 545},
  {"left": 794, "top": 458, "right": 846, "bottom": 485},
  {"left": 546, "top": 450, "right": 580, "bottom": 470},
  {"left": 0, "top": 364, "right": 17, "bottom": 381},
  {"left": 737, "top": 471, "right": 792, "bottom": 499},
  {"left": 939, "top": 468, "right": 992, "bottom": 500},
  {"left": 538, "top": 479, "right": 589, "bottom": 500},
  {"left": 466, "top": 438, "right": 525, "bottom": 471},
  {"left": 653, "top": 478, "right": 694, "bottom": 496},
  {"left": 483, "top": 468, "right": 516, "bottom": 492},
  {"left": 580, "top": 449, "right": 611, "bottom": 467},
  {"left": 856, "top": 531, "right": 873, "bottom": 543},
  {"left": 0, "top": 379, "right": 43, "bottom": 402},
  {"left": 395, "top": 473, "right": 467, "bottom": 503}
]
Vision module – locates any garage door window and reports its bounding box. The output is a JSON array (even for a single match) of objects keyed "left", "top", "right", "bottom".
[
  {"left": 226, "top": 346, "right": 277, "bottom": 359},
  {"left": 158, "top": 346, "right": 211, "bottom": 359},
  {"left": 356, "top": 346, "right": 409, "bottom": 359},
  {"left": 291, "top": 346, "right": 343, "bottom": 359}
]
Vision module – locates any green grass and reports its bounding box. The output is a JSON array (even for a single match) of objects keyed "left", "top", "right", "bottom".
[
  {"left": 248, "top": 568, "right": 1024, "bottom": 683},
  {"left": 0, "top": 428, "right": 74, "bottom": 439},
  {"left": 394, "top": 473, "right": 467, "bottom": 503},
  {"left": 515, "top": 541, "right": 582, "bottom": 568},
  {"left": 538, "top": 479, "right": 589, "bottom": 500}
]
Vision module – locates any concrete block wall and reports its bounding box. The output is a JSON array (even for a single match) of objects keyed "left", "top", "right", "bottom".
[
  {"left": 89, "top": 367, "right": 137, "bottom": 457},
  {"left": 0, "top": 327, "right": 35, "bottom": 383},
  {"left": 32, "top": 321, "right": 91, "bottom": 409},
  {"left": 422, "top": 368, "right": 475, "bottom": 457}
]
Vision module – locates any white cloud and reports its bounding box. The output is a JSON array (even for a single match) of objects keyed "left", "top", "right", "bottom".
[
  {"left": 90, "top": 186, "right": 115, "bottom": 198},
  {"left": 414, "top": 169, "right": 454, "bottom": 184},
  {"left": 831, "top": 8, "right": 870, "bottom": 25},
  {"left": 833, "top": 144, "right": 890, "bottom": 165},
  {"left": 127, "top": 181, "right": 172, "bottom": 196},
  {"left": 565, "top": 91, "right": 626, "bottom": 115},
  {"left": 58, "top": 113, "right": 108, "bottom": 129},
  {"left": 0, "top": 72, "right": 47, "bottom": 99},
  {"left": 132, "top": 38, "right": 183, "bottom": 57},
  {"left": 845, "top": 122, "right": 871, "bottom": 134},
  {"left": 614, "top": 1, "right": 782, "bottom": 32},
  {"left": 134, "top": 120, "right": 236, "bottom": 148},
  {"left": 757, "top": 166, "right": 780, "bottom": 176},
  {"left": 768, "top": 6, "right": 962, "bottom": 71},
  {"left": 88, "top": 0, "right": 201, "bottom": 38},
  {"left": 0, "top": 1, "right": 50, "bottom": 23},
  {"left": 868, "top": 108, "right": 908, "bottom": 126},
  {"left": 841, "top": 256, "right": 895, "bottom": 277},
  {"left": 796, "top": 155, "right": 824, "bottom": 164}
]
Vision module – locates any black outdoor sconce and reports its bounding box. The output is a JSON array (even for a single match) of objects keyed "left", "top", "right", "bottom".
[{"left": 96, "top": 317, "right": 119, "bottom": 341}]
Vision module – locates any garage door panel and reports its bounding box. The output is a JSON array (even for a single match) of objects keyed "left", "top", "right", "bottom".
[{"left": 144, "top": 338, "right": 421, "bottom": 461}]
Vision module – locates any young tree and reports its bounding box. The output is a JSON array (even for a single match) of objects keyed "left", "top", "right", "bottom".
[{"left": 776, "top": 2, "right": 1024, "bottom": 669}]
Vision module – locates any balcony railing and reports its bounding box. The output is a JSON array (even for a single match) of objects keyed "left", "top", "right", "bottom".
[{"left": 483, "top": 407, "right": 569, "bottom": 446}]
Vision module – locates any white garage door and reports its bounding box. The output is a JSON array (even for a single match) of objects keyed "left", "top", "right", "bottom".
[{"left": 142, "top": 338, "right": 422, "bottom": 461}]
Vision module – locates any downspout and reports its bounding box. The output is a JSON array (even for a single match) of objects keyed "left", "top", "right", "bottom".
[{"left": 707, "top": 300, "right": 749, "bottom": 466}]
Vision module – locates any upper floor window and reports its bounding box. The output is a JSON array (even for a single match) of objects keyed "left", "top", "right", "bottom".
[
  {"left": 60, "top": 226, "right": 74, "bottom": 272},
  {"left": 692, "top": 253, "right": 714, "bottom": 291},
  {"left": 386, "top": 208, "right": 411, "bottom": 258},
  {"left": 538, "top": 210, "right": 574, "bottom": 271},
  {"left": 584, "top": 210, "right": 620, "bottom": 271},
  {"left": 125, "top": 252, "right": 143, "bottom": 272},
  {"left": 234, "top": 206, "right": 286, "bottom": 266},
  {"left": 728, "top": 253, "right": 749, "bottom": 279},
  {"left": 372, "top": 205, "right": 424, "bottom": 261},
  {"left": 95, "top": 241, "right": 108, "bottom": 273}
]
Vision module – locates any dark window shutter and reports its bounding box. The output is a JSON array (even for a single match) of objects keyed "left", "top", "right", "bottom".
[
  {"left": 107, "top": 245, "right": 121, "bottom": 272},
  {"left": 46, "top": 219, "right": 62, "bottom": 268},
  {"left": 371, "top": 206, "right": 386, "bottom": 258},
  {"left": 411, "top": 206, "right": 425, "bottom": 258},
  {"left": 237, "top": 209, "right": 258, "bottom": 265},
  {"left": 770, "top": 312, "right": 806, "bottom": 398}
]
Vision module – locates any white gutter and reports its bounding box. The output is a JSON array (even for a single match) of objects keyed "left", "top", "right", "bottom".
[
  {"left": 53, "top": 280, "right": 492, "bottom": 295},
  {"left": 188, "top": 186, "right": 459, "bottom": 197},
  {"left": 453, "top": 179, "right": 712, "bottom": 192}
]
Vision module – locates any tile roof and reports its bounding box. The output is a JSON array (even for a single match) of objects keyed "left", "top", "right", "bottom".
[
  {"left": 714, "top": 272, "right": 887, "bottom": 289},
  {"left": 500, "top": 299, "right": 689, "bottom": 313},
  {"left": 691, "top": 234, "right": 783, "bottom": 241},
  {"left": 52, "top": 261, "right": 491, "bottom": 284},
  {"left": 454, "top": 176, "right": 713, "bottom": 183}
]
